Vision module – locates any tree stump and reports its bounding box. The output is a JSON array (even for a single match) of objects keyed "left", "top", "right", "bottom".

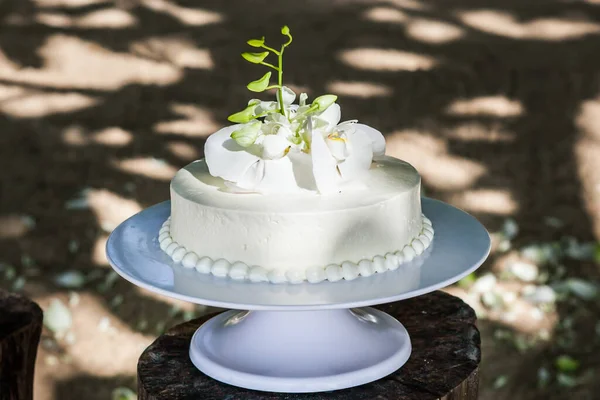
[
  {"left": 0, "top": 290, "right": 43, "bottom": 400},
  {"left": 138, "top": 291, "right": 480, "bottom": 400}
]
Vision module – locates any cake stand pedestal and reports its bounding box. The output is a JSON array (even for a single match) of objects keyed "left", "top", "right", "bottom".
[
  {"left": 138, "top": 292, "right": 480, "bottom": 400},
  {"left": 107, "top": 198, "right": 490, "bottom": 394}
]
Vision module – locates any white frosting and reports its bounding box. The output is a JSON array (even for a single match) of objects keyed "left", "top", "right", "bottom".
[
  {"left": 170, "top": 157, "right": 424, "bottom": 271},
  {"left": 158, "top": 213, "right": 434, "bottom": 284}
]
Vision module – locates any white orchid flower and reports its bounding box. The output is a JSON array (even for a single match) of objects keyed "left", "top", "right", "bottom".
[
  {"left": 306, "top": 104, "right": 386, "bottom": 194},
  {"left": 276, "top": 86, "right": 296, "bottom": 108},
  {"left": 205, "top": 87, "right": 386, "bottom": 194}
]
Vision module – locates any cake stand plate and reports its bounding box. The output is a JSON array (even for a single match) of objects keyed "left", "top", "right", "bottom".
[{"left": 106, "top": 198, "right": 490, "bottom": 393}]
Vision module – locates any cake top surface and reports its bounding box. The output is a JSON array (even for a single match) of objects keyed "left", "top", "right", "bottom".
[
  {"left": 202, "top": 26, "right": 390, "bottom": 196},
  {"left": 172, "top": 155, "right": 420, "bottom": 213}
]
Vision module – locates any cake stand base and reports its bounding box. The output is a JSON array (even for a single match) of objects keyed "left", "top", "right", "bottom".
[{"left": 189, "top": 307, "right": 411, "bottom": 393}]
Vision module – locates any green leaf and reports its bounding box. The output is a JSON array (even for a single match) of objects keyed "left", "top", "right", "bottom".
[
  {"left": 231, "top": 121, "right": 262, "bottom": 147},
  {"left": 242, "top": 51, "right": 269, "bottom": 64},
  {"left": 493, "top": 375, "right": 508, "bottom": 389},
  {"left": 281, "top": 25, "right": 290, "bottom": 35},
  {"left": 457, "top": 272, "right": 476, "bottom": 289},
  {"left": 112, "top": 387, "right": 136, "bottom": 400},
  {"left": 227, "top": 103, "right": 258, "bottom": 123},
  {"left": 247, "top": 37, "right": 265, "bottom": 48},
  {"left": 555, "top": 355, "right": 580, "bottom": 372},
  {"left": 557, "top": 373, "right": 578, "bottom": 387},
  {"left": 313, "top": 94, "right": 338, "bottom": 110},
  {"left": 247, "top": 72, "right": 272, "bottom": 92}
]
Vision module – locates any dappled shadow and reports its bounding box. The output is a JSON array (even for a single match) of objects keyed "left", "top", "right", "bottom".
[
  {"left": 1, "top": 0, "right": 600, "bottom": 398},
  {"left": 53, "top": 374, "right": 135, "bottom": 400}
]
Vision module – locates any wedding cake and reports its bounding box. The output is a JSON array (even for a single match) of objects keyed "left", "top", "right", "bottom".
[{"left": 158, "top": 26, "right": 433, "bottom": 283}]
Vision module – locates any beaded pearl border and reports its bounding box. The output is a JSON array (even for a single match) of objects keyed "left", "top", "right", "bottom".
[{"left": 158, "top": 215, "right": 434, "bottom": 284}]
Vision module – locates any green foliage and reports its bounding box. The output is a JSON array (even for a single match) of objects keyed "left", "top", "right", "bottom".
[
  {"left": 112, "top": 387, "right": 136, "bottom": 400},
  {"left": 555, "top": 355, "right": 580, "bottom": 372},
  {"left": 247, "top": 72, "right": 272, "bottom": 92},
  {"left": 457, "top": 272, "right": 476, "bottom": 289},
  {"left": 231, "top": 121, "right": 261, "bottom": 147},
  {"left": 228, "top": 103, "right": 259, "bottom": 123},
  {"left": 313, "top": 94, "right": 338, "bottom": 110},
  {"left": 247, "top": 37, "right": 265, "bottom": 47},
  {"left": 242, "top": 51, "right": 270, "bottom": 64},
  {"left": 237, "top": 26, "right": 296, "bottom": 116}
]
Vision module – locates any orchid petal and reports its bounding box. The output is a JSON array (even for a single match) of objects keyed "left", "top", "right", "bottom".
[
  {"left": 255, "top": 101, "right": 278, "bottom": 115},
  {"left": 276, "top": 124, "right": 294, "bottom": 140},
  {"left": 311, "top": 128, "right": 341, "bottom": 194},
  {"left": 337, "top": 129, "right": 373, "bottom": 182},
  {"left": 262, "top": 134, "right": 291, "bottom": 160},
  {"left": 205, "top": 125, "right": 261, "bottom": 183},
  {"left": 316, "top": 103, "right": 341, "bottom": 132},
  {"left": 287, "top": 150, "right": 316, "bottom": 190},
  {"left": 258, "top": 157, "right": 303, "bottom": 193},
  {"left": 235, "top": 159, "right": 265, "bottom": 189},
  {"left": 277, "top": 86, "right": 296, "bottom": 106},
  {"left": 299, "top": 93, "right": 308, "bottom": 106},
  {"left": 355, "top": 123, "right": 386, "bottom": 156},
  {"left": 326, "top": 137, "right": 349, "bottom": 161}
]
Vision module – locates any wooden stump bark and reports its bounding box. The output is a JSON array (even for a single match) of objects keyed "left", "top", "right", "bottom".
[
  {"left": 138, "top": 291, "right": 480, "bottom": 400},
  {"left": 0, "top": 290, "right": 43, "bottom": 400}
]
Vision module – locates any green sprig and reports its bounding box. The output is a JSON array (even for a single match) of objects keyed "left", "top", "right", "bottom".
[
  {"left": 230, "top": 25, "right": 294, "bottom": 120},
  {"left": 228, "top": 25, "right": 341, "bottom": 150}
]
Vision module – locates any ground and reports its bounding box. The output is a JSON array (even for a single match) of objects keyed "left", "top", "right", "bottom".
[{"left": 1, "top": 0, "right": 600, "bottom": 399}]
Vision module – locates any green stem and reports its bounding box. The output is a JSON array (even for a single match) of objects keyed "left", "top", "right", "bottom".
[
  {"left": 265, "top": 85, "right": 281, "bottom": 90},
  {"left": 277, "top": 44, "right": 285, "bottom": 115},
  {"left": 259, "top": 61, "right": 279, "bottom": 71},
  {"left": 261, "top": 44, "right": 280, "bottom": 55}
]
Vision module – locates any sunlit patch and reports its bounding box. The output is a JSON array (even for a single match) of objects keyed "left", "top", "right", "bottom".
[
  {"left": 449, "top": 189, "right": 518, "bottom": 215},
  {"left": 154, "top": 104, "right": 220, "bottom": 137},
  {"left": 36, "top": 9, "right": 137, "bottom": 28},
  {"left": 575, "top": 97, "right": 600, "bottom": 237},
  {"left": 34, "top": 0, "right": 107, "bottom": 6},
  {"left": 0, "top": 91, "right": 98, "bottom": 118},
  {"left": 405, "top": 19, "right": 465, "bottom": 44},
  {"left": 0, "top": 215, "right": 34, "bottom": 239},
  {"left": 387, "top": 0, "right": 429, "bottom": 11},
  {"left": 458, "top": 10, "right": 600, "bottom": 41},
  {"left": 363, "top": 7, "right": 408, "bottom": 23},
  {"left": 445, "top": 96, "right": 524, "bottom": 117},
  {"left": 92, "top": 234, "right": 109, "bottom": 265},
  {"left": 130, "top": 37, "right": 213, "bottom": 69},
  {"left": 167, "top": 141, "right": 200, "bottom": 161},
  {"left": 339, "top": 48, "right": 438, "bottom": 71},
  {"left": 62, "top": 125, "right": 88, "bottom": 146},
  {"left": 444, "top": 122, "right": 516, "bottom": 142},
  {"left": 386, "top": 130, "right": 487, "bottom": 191},
  {"left": 36, "top": 292, "right": 153, "bottom": 376},
  {"left": 112, "top": 157, "right": 178, "bottom": 181},
  {"left": 142, "top": 0, "right": 223, "bottom": 26},
  {"left": 445, "top": 284, "right": 557, "bottom": 334},
  {"left": 0, "top": 34, "right": 182, "bottom": 90},
  {"left": 87, "top": 189, "right": 143, "bottom": 232},
  {"left": 326, "top": 81, "right": 392, "bottom": 98},
  {"left": 0, "top": 84, "right": 26, "bottom": 101},
  {"left": 576, "top": 98, "right": 600, "bottom": 141},
  {"left": 91, "top": 127, "right": 133, "bottom": 147}
]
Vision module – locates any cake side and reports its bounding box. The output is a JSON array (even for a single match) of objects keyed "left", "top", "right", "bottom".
[{"left": 159, "top": 157, "right": 435, "bottom": 283}]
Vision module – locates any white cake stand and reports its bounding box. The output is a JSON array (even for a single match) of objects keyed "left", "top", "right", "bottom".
[{"left": 106, "top": 198, "right": 490, "bottom": 394}]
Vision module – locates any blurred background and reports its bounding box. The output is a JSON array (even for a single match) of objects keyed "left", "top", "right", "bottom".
[{"left": 1, "top": 0, "right": 600, "bottom": 398}]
